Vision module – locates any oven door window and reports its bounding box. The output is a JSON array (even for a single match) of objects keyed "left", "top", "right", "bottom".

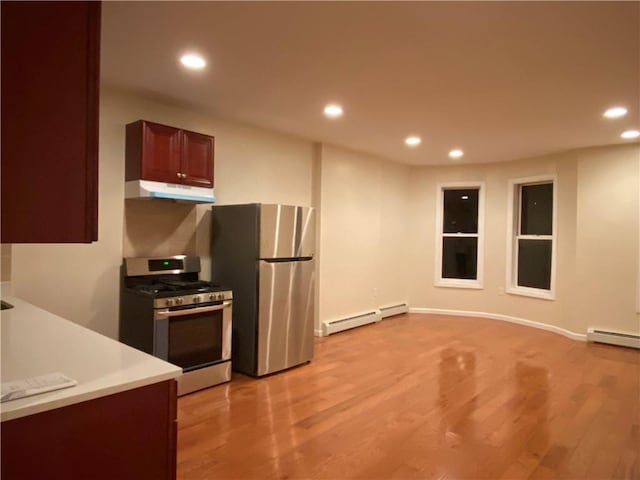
[{"left": 168, "top": 309, "right": 223, "bottom": 371}]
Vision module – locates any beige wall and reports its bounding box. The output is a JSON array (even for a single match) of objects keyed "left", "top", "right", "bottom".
[
  {"left": 11, "top": 90, "right": 128, "bottom": 336},
  {"left": 317, "top": 144, "right": 410, "bottom": 329},
  {"left": 8, "top": 86, "right": 639, "bottom": 340},
  {"left": 407, "top": 144, "right": 639, "bottom": 336},
  {"left": 573, "top": 145, "right": 639, "bottom": 334},
  {"left": 11, "top": 88, "right": 314, "bottom": 338},
  {"left": 112, "top": 88, "right": 315, "bottom": 279}
]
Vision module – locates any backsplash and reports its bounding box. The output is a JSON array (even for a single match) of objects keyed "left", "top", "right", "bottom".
[
  {"left": 123, "top": 199, "right": 198, "bottom": 258},
  {"left": 1, "top": 244, "right": 11, "bottom": 281}
]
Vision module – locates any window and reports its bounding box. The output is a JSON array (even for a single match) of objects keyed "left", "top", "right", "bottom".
[
  {"left": 507, "top": 176, "right": 556, "bottom": 299},
  {"left": 435, "top": 183, "right": 484, "bottom": 288}
]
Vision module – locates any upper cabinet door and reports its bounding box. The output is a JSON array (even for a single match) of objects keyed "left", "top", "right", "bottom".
[
  {"left": 125, "top": 121, "right": 214, "bottom": 189},
  {"left": 140, "top": 121, "right": 182, "bottom": 184},
  {"left": 1, "top": 1, "right": 100, "bottom": 243},
  {"left": 181, "top": 130, "right": 214, "bottom": 188}
]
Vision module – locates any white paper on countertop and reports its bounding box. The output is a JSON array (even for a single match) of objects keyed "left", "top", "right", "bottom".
[{"left": 1, "top": 372, "right": 77, "bottom": 403}]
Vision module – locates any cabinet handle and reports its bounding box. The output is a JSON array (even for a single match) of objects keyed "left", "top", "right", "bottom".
[
  {"left": 176, "top": 172, "right": 186, "bottom": 179},
  {"left": 176, "top": 172, "right": 181, "bottom": 178}
]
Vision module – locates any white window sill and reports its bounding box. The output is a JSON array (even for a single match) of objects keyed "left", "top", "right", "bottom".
[
  {"left": 435, "top": 279, "right": 483, "bottom": 290},
  {"left": 507, "top": 286, "right": 555, "bottom": 301}
]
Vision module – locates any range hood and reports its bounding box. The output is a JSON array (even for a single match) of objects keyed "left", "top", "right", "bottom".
[{"left": 125, "top": 180, "right": 215, "bottom": 203}]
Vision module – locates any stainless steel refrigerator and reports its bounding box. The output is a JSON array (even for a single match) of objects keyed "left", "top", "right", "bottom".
[{"left": 211, "top": 204, "right": 315, "bottom": 376}]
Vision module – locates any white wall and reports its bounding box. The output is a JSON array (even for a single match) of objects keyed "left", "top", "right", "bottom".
[
  {"left": 407, "top": 144, "right": 639, "bottom": 336},
  {"left": 11, "top": 88, "right": 314, "bottom": 338},
  {"left": 317, "top": 144, "right": 410, "bottom": 329}
]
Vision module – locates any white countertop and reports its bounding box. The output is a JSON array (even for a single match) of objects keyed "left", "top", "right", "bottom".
[{"left": 0, "top": 290, "right": 181, "bottom": 422}]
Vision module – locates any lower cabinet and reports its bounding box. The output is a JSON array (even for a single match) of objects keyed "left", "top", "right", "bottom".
[{"left": 1, "top": 380, "right": 177, "bottom": 480}]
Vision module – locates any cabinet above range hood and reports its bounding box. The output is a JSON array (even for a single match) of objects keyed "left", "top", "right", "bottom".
[{"left": 125, "top": 120, "right": 216, "bottom": 203}]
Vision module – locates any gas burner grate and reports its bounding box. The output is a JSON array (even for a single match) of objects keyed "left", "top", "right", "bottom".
[
  {"left": 159, "top": 279, "right": 213, "bottom": 290},
  {"left": 133, "top": 284, "right": 170, "bottom": 294}
]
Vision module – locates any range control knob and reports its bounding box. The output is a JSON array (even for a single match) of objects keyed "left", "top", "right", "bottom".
[
  {"left": 165, "top": 298, "right": 174, "bottom": 307},
  {"left": 193, "top": 295, "right": 201, "bottom": 303},
  {"left": 208, "top": 294, "right": 215, "bottom": 301},
  {"left": 217, "top": 293, "right": 225, "bottom": 300},
  {"left": 175, "top": 297, "right": 183, "bottom": 305}
]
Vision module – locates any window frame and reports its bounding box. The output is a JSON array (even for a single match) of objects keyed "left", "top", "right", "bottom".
[
  {"left": 434, "top": 181, "right": 485, "bottom": 289},
  {"left": 506, "top": 174, "right": 557, "bottom": 300}
]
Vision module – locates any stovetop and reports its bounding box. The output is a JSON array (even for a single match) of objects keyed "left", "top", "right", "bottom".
[
  {"left": 129, "top": 280, "right": 229, "bottom": 298},
  {"left": 121, "top": 256, "right": 232, "bottom": 309}
]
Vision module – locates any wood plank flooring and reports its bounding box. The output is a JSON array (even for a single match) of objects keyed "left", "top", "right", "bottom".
[{"left": 177, "top": 314, "right": 640, "bottom": 479}]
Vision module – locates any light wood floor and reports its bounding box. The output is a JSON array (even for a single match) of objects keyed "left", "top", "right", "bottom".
[{"left": 177, "top": 314, "right": 640, "bottom": 479}]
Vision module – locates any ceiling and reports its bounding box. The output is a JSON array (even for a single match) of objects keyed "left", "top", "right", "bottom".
[{"left": 101, "top": 2, "right": 640, "bottom": 166}]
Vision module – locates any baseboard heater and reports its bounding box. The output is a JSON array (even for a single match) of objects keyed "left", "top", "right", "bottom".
[
  {"left": 587, "top": 328, "right": 640, "bottom": 349},
  {"left": 380, "top": 303, "right": 409, "bottom": 319},
  {"left": 322, "top": 310, "right": 382, "bottom": 336}
]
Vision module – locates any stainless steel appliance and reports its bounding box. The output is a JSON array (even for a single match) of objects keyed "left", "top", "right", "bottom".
[
  {"left": 211, "top": 204, "right": 315, "bottom": 376},
  {"left": 120, "top": 255, "right": 232, "bottom": 395}
]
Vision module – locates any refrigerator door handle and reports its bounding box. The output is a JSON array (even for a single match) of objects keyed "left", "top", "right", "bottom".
[{"left": 260, "top": 257, "right": 313, "bottom": 263}]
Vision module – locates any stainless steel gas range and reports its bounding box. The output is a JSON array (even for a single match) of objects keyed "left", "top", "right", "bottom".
[{"left": 119, "top": 255, "right": 232, "bottom": 396}]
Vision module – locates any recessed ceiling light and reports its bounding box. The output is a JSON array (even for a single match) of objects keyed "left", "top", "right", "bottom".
[
  {"left": 461, "top": 195, "right": 469, "bottom": 200},
  {"left": 323, "top": 104, "right": 343, "bottom": 118},
  {"left": 620, "top": 129, "right": 640, "bottom": 139},
  {"left": 405, "top": 136, "right": 421, "bottom": 147},
  {"left": 603, "top": 106, "right": 627, "bottom": 119},
  {"left": 180, "top": 53, "right": 206, "bottom": 70},
  {"left": 449, "top": 149, "right": 464, "bottom": 159}
]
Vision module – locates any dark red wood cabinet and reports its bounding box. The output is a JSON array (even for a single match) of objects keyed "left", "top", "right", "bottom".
[
  {"left": 1, "top": 1, "right": 101, "bottom": 243},
  {"left": 126, "top": 120, "right": 214, "bottom": 188},
  {"left": 1, "top": 380, "right": 177, "bottom": 480}
]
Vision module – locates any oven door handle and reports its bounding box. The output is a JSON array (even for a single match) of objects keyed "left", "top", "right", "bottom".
[{"left": 156, "top": 302, "right": 232, "bottom": 319}]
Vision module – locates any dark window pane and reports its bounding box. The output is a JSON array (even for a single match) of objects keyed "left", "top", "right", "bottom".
[
  {"left": 517, "top": 239, "right": 552, "bottom": 290},
  {"left": 442, "top": 237, "right": 477, "bottom": 279},
  {"left": 521, "top": 183, "right": 553, "bottom": 235},
  {"left": 443, "top": 189, "right": 479, "bottom": 233}
]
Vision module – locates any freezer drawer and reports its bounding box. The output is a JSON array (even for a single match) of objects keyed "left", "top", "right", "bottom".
[
  {"left": 259, "top": 204, "right": 315, "bottom": 259},
  {"left": 257, "top": 259, "right": 315, "bottom": 376}
]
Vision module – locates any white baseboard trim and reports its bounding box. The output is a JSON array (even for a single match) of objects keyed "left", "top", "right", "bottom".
[
  {"left": 409, "top": 307, "right": 587, "bottom": 342},
  {"left": 321, "top": 310, "right": 382, "bottom": 336},
  {"left": 379, "top": 303, "right": 409, "bottom": 318},
  {"left": 314, "top": 329, "right": 324, "bottom": 337}
]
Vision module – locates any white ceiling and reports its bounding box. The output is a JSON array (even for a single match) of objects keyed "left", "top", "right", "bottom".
[{"left": 101, "top": 1, "right": 640, "bottom": 166}]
